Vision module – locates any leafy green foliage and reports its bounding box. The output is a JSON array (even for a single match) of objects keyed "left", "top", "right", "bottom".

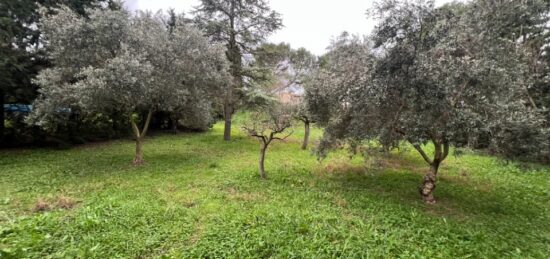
[
  {"left": 253, "top": 43, "right": 317, "bottom": 92},
  {"left": 470, "top": 0, "right": 550, "bottom": 162},
  {"left": 27, "top": 6, "right": 228, "bottom": 163},
  {"left": 306, "top": 0, "right": 549, "bottom": 202},
  {"left": 0, "top": 0, "right": 118, "bottom": 144},
  {"left": 193, "top": 0, "right": 283, "bottom": 140}
]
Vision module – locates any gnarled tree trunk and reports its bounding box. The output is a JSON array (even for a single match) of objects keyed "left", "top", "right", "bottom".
[
  {"left": 420, "top": 162, "right": 440, "bottom": 204},
  {"left": 412, "top": 139, "right": 449, "bottom": 204},
  {"left": 301, "top": 120, "right": 310, "bottom": 150}
]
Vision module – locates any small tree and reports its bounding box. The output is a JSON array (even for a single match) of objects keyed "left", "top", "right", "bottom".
[
  {"left": 291, "top": 100, "right": 314, "bottom": 150},
  {"left": 243, "top": 105, "right": 293, "bottom": 179}
]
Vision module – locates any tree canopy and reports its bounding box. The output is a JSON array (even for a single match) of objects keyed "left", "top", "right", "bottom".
[
  {"left": 193, "top": 0, "right": 283, "bottom": 141},
  {"left": 28, "top": 6, "right": 228, "bottom": 164},
  {"left": 306, "top": 0, "right": 549, "bottom": 203},
  {"left": 0, "top": 0, "right": 118, "bottom": 143}
]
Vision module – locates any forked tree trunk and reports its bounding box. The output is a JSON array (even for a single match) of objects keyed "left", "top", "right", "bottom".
[
  {"left": 301, "top": 120, "right": 310, "bottom": 150},
  {"left": 259, "top": 144, "right": 267, "bottom": 179},
  {"left": 130, "top": 110, "right": 153, "bottom": 165},
  {"left": 134, "top": 138, "right": 144, "bottom": 165},
  {"left": 247, "top": 126, "right": 292, "bottom": 179},
  {"left": 420, "top": 162, "right": 440, "bottom": 204},
  {"left": 223, "top": 100, "right": 232, "bottom": 141},
  {"left": 412, "top": 140, "right": 449, "bottom": 204}
]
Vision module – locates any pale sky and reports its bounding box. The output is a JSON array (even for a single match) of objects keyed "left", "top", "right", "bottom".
[{"left": 124, "top": 0, "right": 455, "bottom": 55}]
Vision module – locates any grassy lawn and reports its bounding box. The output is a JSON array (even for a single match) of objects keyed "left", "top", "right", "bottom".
[{"left": 1, "top": 117, "right": 549, "bottom": 258}]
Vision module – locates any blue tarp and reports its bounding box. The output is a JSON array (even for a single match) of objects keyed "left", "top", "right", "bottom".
[
  {"left": 3, "top": 104, "right": 33, "bottom": 113},
  {"left": 3, "top": 104, "right": 71, "bottom": 113}
]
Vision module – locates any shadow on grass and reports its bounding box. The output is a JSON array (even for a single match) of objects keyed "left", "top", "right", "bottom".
[{"left": 312, "top": 158, "right": 544, "bottom": 223}]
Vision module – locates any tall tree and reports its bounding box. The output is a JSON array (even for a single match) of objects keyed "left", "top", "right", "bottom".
[
  {"left": 0, "top": 0, "right": 42, "bottom": 143},
  {"left": 28, "top": 7, "right": 227, "bottom": 164},
  {"left": 193, "top": 0, "right": 282, "bottom": 141}
]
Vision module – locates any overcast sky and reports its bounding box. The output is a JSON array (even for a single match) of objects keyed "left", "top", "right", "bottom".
[{"left": 124, "top": 0, "right": 455, "bottom": 55}]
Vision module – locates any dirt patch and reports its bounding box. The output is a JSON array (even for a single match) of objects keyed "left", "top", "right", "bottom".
[
  {"left": 32, "top": 195, "right": 78, "bottom": 213},
  {"left": 323, "top": 161, "right": 367, "bottom": 175},
  {"left": 225, "top": 187, "right": 265, "bottom": 202},
  {"left": 156, "top": 183, "right": 178, "bottom": 194},
  {"left": 32, "top": 199, "right": 51, "bottom": 212},
  {"left": 55, "top": 195, "right": 78, "bottom": 209},
  {"left": 333, "top": 196, "right": 349, "bottom": 208},
  {"left": 181, "top": 197, "right": 198, "bottom": 208}
]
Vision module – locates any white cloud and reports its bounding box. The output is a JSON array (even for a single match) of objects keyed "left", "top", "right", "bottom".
[{"left": 123, "top": 0, "right": 457, "bottom": 55}]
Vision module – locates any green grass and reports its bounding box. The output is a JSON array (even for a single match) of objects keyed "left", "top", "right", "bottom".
[{"left": 1, "top": 117, "right": 549, "bottom": 258}]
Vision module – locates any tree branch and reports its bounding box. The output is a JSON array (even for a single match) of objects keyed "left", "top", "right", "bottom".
[
  {"left": 140, "top": 110, "right": 154, "bottom": 139},
  {"left": 411, "top": 142, "right": 433, "bottom": 165},
  {"left": 130, "top": 117, "right": 141, "bottom": 139},
  {"left": 442, "top": 141, "right": 450, "bottom": 161},
  {"left": 271, "top": 129, "right": 293, "bottom": 141}
]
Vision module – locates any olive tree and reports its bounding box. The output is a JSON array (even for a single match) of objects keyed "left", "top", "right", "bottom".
[
  {"left": 369, "top": 0, "right": 546, "bottom": 203},
  {"left": 28, "top": 7, "right": 227, "bottom": 164},
  {"left": 243, "top": 105, "right": 293, "bottom": 179},
  {"left": 305, "top": 33, "right": 377, "bottom": 156},
  {"left": 308, "top": 1, "right": 544, "bottom": 203},
  {"left": 470, "top": 0, "right": 550, "bottom": 162},
  {"left": 292, "top": 101, "right": 313, "bottom": 150}
]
